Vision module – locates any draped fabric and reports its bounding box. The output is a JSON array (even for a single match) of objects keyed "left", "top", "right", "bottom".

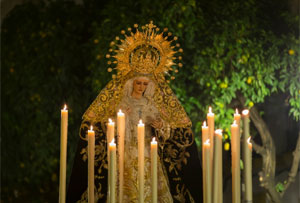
[
  {"left": 66, "top": 74, "right": 203, "bottom": 202},
  {"left": 66, "top": 122, "right": 203, "bottom": 203}
]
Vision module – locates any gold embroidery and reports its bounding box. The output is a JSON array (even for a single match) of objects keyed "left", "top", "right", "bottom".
[
  {"left": 76, "top": 22, "right": 196, "bottom": 203},
  {"left": 82, "top": 22, "right": 190, "bottom": 128}
]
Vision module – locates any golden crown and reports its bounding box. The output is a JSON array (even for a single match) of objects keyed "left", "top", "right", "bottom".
[{"left": 106, "top": 21, "right": 183, "bottom": 82}]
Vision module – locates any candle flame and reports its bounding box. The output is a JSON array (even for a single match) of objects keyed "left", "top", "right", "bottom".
[
  {"left": 204, "top": 139, "right": 210, "bottom": 145},
  {"left": 63, "top": 104, "right": 67, "bottom": 110},
  {"left": 203, "top": 121, "right": 207, "bottom": 127},
  {"left": 110, "top": 138, "right": 115, "bottom": 144},
  {"left": 247, "top": 136, "right": 251, "bottom": 144},
  {"left": 152, "top": 137, "right": 156, "bottom": 142},
  {"left": 215, "top": 129, "right": 222, "bottom": 135},
  {"left": 109, "top": 118, "right": 113, "bottom": 124},
  {"left": 118, "top": 109, "right": 123, "bottom": 114},
  {"left": 139, "top": 119, "right": 143, "bottom": 125},
  {"left": 90, "top": 125, "right": 93, "bottom": 131},
  {"left": 235, "top": 108, "right": 239, "bottom": 114},
  {"left": 233, "top": 120, "right": 237, "bottom": 125},
  {"left": 209, "top": 106, "right": 212, "bottom": 113},
  {"left": 242, "top": 109, "right": 249, "bottom": 116}
]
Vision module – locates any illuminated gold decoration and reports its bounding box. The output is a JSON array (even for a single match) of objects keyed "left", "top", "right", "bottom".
[
  {"left": 107, "top": 21, "right": 182, "bottom": 81},
  {"left": 77, "top": 22, "right": 195, "bottom": 202},
  {"left": 83, "top": 21, "right": 190, "bottom": 128}
]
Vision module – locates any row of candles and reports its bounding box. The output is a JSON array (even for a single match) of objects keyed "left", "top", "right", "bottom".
[
  {"left": 59, "top": 105, "right": 253, "bottom": 203},
  {"left": 59, "top": 105, "right": 158, "bottom": 203},
  {"left": 202, "top": 107, "right": 253, "bottom": 203}
]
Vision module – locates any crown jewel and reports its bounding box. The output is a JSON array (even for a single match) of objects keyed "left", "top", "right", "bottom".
[{"left": 106, "top": 21, "right": 183, "bottom": 82}]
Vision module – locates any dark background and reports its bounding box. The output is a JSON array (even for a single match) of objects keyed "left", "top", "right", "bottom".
[{"left": 1, "top": 0, "right": 299, "bottom": 202}]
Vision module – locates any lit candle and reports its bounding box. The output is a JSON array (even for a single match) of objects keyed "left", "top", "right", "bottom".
[
  {"left": 109, "top": 138, "right": 117, "bottom": 203},
  {"left": 88, "top": 126, "right": 95, "bottom": 203},
  {"left": 117, "top": 110, "right": 125, "bottom": 203},
  {"left": 202, "top": 121, "right": 209, "bottom": 142},
  {"left": 207, "top": 107, "right": 215, "bottom": 168},
  {"left": 202, "top": 121, "right": 209, "bottom": 203},
  {"left": 234, "top": 109, "right": 241, "bottom": 127},
  {"left": 212, "top": 129, "right": 223, "bottom": 203},
  {"left": 59, "top": 104, "right": 68, "bottom": 203},
  {"left": 203, "top": 139, "right": 212, "bottom": 203},
  {"left": 107, "top": 119, "right": 115, "bottom": 201},
  {"left": 107, "top": 118, "right": 115, "bottom": 145},
  {"left": 245, "top": 137, "right": 253, "bottom": 201},
  {"left": 234, "top": 109, "right": 241, "bottom": 138},
  {"left": 138, "top": 119, "right": 145, "bottom": 203},
  {"left": 151, "top": 137, "right": 158, "bottom": 203},
  {"left": 242, "top": 109, "right": 253, "bottom": 202},
  {"left": 231, "top": 120, "right": 241, "bottom": 203}
]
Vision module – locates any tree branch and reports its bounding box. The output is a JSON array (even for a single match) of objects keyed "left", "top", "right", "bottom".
[
  {"left": 237, "top": 93, "right": 280, "bottom": 202},
  {"left": 280, "top": 131, "right": 300, "bottom": 197},
  {"left": 251, "top": 140, "right": 266, "bottom": 156}
]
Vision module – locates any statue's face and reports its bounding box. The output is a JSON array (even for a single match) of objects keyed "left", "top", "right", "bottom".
[{"left": 132, "top": 78, "right": 149, "bottom": 96}]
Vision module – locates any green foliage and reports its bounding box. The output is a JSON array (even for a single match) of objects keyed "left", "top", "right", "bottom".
[
  {"left": 1, "top": 1, "right": 96, "bottom": 201},
  {"left": 1, "top": 0, "right": 299, "bottom": 201},
  {"left": 240, "top": 159, "right": 244, "bottom": 170},
  {"left": 276, "top": 182, "right": 284, "bottom": 193}
]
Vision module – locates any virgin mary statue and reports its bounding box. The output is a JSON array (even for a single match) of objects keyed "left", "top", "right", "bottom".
[{"left": 67, "top": 22, "right": 203, "bottom": 203}]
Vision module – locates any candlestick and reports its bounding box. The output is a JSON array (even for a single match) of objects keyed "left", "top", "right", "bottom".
[
  {"left": 138, "top": 119, "right": 145, "bottom": 203},
  {"left": 109, "top": 138, "right": 117, "bottom": 203},
  {"left": 59, "top": 105, "right": 68, "bottom": 203},
  {"left": 151, "top": 137, "right": 158, "bottom": 203},
  {"left": 212, "top": 129, "right": 223, "bottom": 203},
  {"left": 242, "top": 109, "right": 253, "bottom": 202},
  {"left": 231, "top": 120, "right": 241, "bottom": 203},
  {"left": 203, "top": 139, "right": 212, "bottom": 203},
  {"left": 117, "top": 110, "right": 125, "bottom": 203},
  {"left": 88, "top": 126, "right": 95, "bottom": 203}
]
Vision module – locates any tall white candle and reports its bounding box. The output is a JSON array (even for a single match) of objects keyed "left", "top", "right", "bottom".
[
  {"left": 234, "top": 109, "right": 241, "bottom": 137},
  {"left": 151, "top": 137, "right": 158, "bottom": 203},
  {"left": 202, "top": 121, "right": 209, "bottom": 142},
  {"left": 207, "top": 107, "right": 215, "bottom": 168},
  {"left": 202, "top": 121, "right": 209, "bottom": 203},
  {"left": 107, "top": 118, "right": 115, "bottom": 145},
  {"left": 212, "top": 129, "right": 223, "bottom": 203},
  {"left": 203, "top": 139, "right": 212, "bottom": 203},
  {"left": 245, "top": 137, "right": 253, "bottom": 202},
  {"left": 243, "top": 109, "right": 253, "bottom": 202},
  {"left": 59, "top": 104, "right": 68, "bottom": 203},
  {"left": 234, "top": 109, "right": 241, "bottom": 127},
  {"left": 88, "top": 126, "right": 95, "bottom": 203},
  {"left": 109, "top": 138, "right": 117, "bottom": 203},
  {"left": 117, "top": 110, "right": 125, "bottom": 203},
  {"left": 231, "top": 120, "right": 241, "bottom": 203},
  {"left": 107, "top": 118, "right": 115, "bottom": 201},
  {"left": 138, "top": 119, "right": 145, "bottom": 203}
]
